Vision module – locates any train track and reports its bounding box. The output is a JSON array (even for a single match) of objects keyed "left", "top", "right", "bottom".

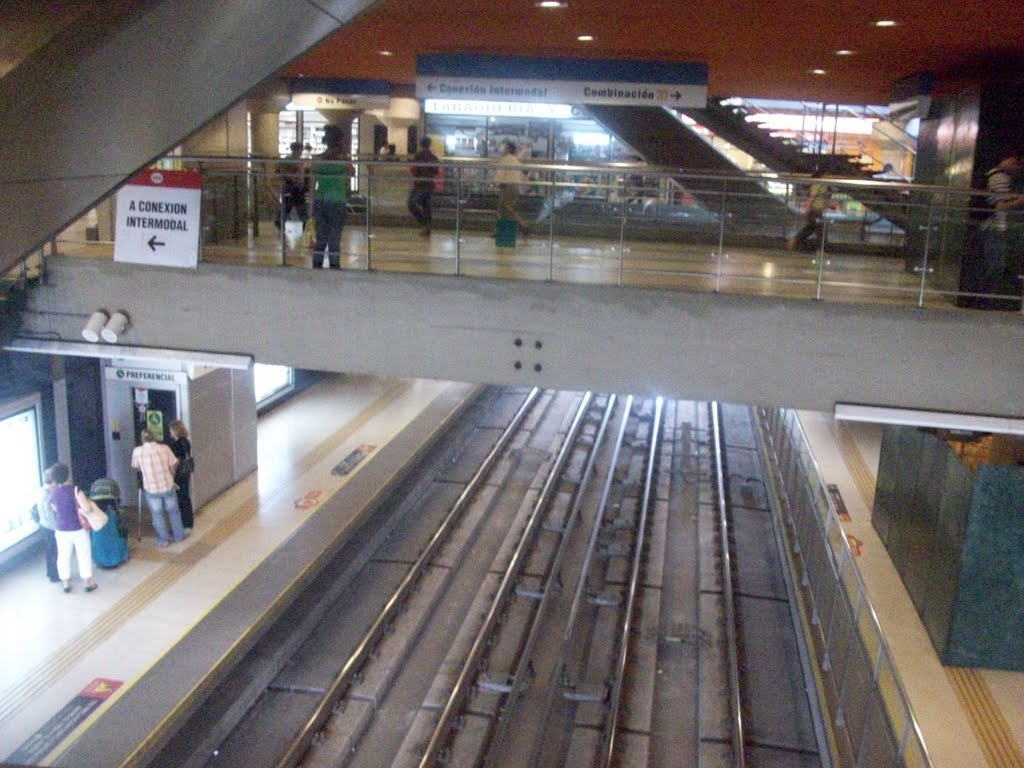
[{"left": 149, "top": 388, "right": 828, "bottom": 768}]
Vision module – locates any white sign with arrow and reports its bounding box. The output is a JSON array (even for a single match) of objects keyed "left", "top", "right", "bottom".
[{"left": 114, "top": 169, "right": 201, "bottom": 268}]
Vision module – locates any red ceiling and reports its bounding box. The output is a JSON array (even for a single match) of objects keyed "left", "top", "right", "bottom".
[{"left": 285, "top": 0, "right": 1024, "bottom": 105}]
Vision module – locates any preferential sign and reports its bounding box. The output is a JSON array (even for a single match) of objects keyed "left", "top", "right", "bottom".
[
  {"left": 114, "top": 169, "right": 201, "bottom": 267},
  {"left": 416, "top": 54, "right": 707, "bottom": 108}
]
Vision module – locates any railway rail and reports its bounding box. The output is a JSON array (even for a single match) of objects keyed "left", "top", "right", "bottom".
[{"left": 148, "top": 388, "right": 828, "bottom": 768}]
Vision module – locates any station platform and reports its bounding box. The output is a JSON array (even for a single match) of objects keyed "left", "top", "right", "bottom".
[{"left": 0, "top": 377, "right": 1021, "bottom": 767}]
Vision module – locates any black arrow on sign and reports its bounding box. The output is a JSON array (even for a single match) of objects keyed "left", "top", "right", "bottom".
[
  {"left": 672, "top": 90, "right": 682, "bottom": 100},
  {"left": 147, "top": 235, "right": 165, "bottom": 251}
]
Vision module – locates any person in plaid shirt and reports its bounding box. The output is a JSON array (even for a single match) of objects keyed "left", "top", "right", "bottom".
[{"left": 131, "top": 430, "right": 185, "bottom": 546}]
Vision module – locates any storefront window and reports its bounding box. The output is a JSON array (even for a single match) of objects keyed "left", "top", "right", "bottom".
[
  {"left": 0, "top": 396, "right": 43, "bottom": 554},
  {"left": 279, "top": 110, "right": 328, "bottom": 156},
  {"left": 425, "top": 106, "right": 622, "bottom": 164}
]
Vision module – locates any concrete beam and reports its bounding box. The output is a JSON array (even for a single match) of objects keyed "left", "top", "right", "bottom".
[{"left": 20, "top": 257, "right": 1024, "bottom": 419}]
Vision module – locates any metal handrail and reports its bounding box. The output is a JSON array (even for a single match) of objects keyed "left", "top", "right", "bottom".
[
  {"left": 762, "top": 408, "right": 933, "bottom": 768},
  {"left": 36, "top": 154, "right": 1024, "bottom": 316}
]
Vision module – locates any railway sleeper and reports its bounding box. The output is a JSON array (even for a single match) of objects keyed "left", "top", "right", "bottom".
[
  {"left": 587, "top": 589, "right": 621, "bottom": 607},
  {"left": 562, "top": 681, "right": 608, "bottom": 703}
]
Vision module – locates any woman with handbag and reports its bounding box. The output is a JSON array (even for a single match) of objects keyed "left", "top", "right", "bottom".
[
  {"left": 47, "top": 462, "right": 97, "bottom": 593},
  {"left": 168, "top": 420, "right": 195, "bottom": 531}
]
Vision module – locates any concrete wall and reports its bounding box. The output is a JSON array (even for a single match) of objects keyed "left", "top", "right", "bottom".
[
  {"left": 0, "top": 0, "right": 378, "bottom": 273},
  {"left": 21, "top": 257, "right": 1024, "bottom": 419},
  {"left": 189, "top": 367, "right": 257, "bottom": 511}
]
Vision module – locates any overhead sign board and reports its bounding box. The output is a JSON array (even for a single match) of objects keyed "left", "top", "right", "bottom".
[
  {"left": 290, "top": 92, "right": 390, "bottom": 110},
  {"left": 105, "top": 367, "right": 187, "bottom": 385},
  {"left": 424, "top": 99, "right": 579, "bottom": 118},
  {"left": 416, "top": 54, "right": 707, "bottom": 108},
  {"left": 114, "top": 169, "right": 200, "bottom": 268}
]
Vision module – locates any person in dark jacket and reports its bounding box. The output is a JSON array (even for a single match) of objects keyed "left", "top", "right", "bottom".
[
  {"left": 408, "top": 136, "right": 440, "bottom": 236},
  {"left": 168, "top": 419, "right": 194, "bottom": 531}
]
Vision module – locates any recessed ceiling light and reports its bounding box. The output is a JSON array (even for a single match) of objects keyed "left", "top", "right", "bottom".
[
  {"left": 810, "top": 68, "right": 827, "bottom": 75},
  {"left": 873, "top": 19, "right": 898, "bottom": 27},
  {"left": 378, "top": 50, "right": 394, "bottom": 56},
  {"left": 535, "top": 1, "right": 568, "bottom": 7},
  {"left": 577, "top": 34, "right": 594, "bottom": 42},
  {"left": 835, "top": 49, "right": 856, "bottom": 56}
]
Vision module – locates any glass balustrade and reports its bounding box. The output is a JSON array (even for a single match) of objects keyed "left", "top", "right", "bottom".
[{"left": 37, "top": 155, "right": 1024, "bottom": 313}]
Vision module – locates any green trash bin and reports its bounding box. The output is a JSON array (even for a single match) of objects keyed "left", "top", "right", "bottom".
[{"left": 496, "top": 218, "right": 517, "bottom": 247}]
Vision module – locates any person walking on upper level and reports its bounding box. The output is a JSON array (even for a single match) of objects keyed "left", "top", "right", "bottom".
[
  {"left": 312, "top": 124, "right": 355, "bottom": 269},
  {"left": 131, "top": 430, "right": 185, "bottom": 547},
  {"left": 495, "top": 140, "right": 530, "bottom": 237},
  {"left": 969, "top": 152, "right": 1024, "bottom": 307},
  {"left": 277, "top": 141, "right": 309, "bottom": 231},
  {"left": 48, "top": 462, "right": 97, "bottom": 593},
  {"left": 408, "top": 136, "right": 440, "bottom": 237},
  {"left": 786, "top": 170, "right": 829, "bottom": 252},
  {"left": 168, "top": 419, "right": 194, "bottom": 531}
]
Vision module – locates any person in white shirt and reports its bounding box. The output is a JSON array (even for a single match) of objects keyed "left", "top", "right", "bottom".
[{"left": 494, "top": 140, "right": 530, "bottom": 237}]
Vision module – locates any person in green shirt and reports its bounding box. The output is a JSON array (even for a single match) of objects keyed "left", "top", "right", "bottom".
[{"left": 312, "top": 124, "right": 355, "bottom": 269}]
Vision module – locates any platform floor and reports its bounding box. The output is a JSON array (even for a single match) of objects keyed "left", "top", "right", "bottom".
[{"left": 0, "top": 378, "right": 1021, "bottom": 767}]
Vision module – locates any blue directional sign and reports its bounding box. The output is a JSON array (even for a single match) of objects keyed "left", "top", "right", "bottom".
[{"left": 416, "top": 54, "right": 707, "bottom": 107}]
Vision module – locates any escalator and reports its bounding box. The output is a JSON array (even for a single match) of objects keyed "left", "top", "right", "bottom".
[
  {"left": 586, "top": 104, "right": 790, "bottom": 235},
  {"left": 681, "top": 100, "right": 912, "bottom": 232},
  {"left": 589, "top": 102, "right": 910, "bottom": 237}
]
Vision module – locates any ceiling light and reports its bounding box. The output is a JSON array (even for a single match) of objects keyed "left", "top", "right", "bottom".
[
  {"left": 577, "top": 34, "right": 594, "bottom": 42},
  {"left": 834, "top": 49, "right": 856, "bottom": 56},
  {"left": 535, "top": 1, "right": 568, "bottom": 7},
  {"left": 810, "top": 68, "right": 827, "bottom": 75},
  {"left": 873, "top": 19, "right": 898, "bottom": 27},
  {"left": 378, "top": 50, "right": 394, "bottom": 56}
]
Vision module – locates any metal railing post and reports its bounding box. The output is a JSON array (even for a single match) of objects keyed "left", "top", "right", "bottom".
[
  {"left": 916, "top": 191, "right": 937, "bottom": 308},
  {"left": 365, "top": 165, "right": 373, "bottom": 272},
  {"left": 454, "top": 166, "right": 463, "bottom": 275},
  {"left": 814, "top": 185, "right": 829, "bottom": 301},
  {"left": 277, "top": 166, "right": 287, "bottom": 266},
  {"left": 715, "top": 177, "right": 727, "bottom": 292},
  {"left": 618, "top": 173, "right": 627, "bottom": 286}
]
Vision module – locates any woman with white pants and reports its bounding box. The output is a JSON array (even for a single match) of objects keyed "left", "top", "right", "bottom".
[{"left": 47, "top": 462, "right": 97, "bottom": 593}]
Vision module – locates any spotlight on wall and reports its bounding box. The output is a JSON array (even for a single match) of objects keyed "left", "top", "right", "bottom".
[
  {"left": 101, "top": 311, "right": 130, "bottom": 343},
  {"left": 81, "top": 311, "right": 108, "bottom": 342}
]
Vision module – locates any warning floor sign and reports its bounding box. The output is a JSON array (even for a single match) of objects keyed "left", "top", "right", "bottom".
[{"left": 114, "top": 169, "right": 201, "bottom": 267}]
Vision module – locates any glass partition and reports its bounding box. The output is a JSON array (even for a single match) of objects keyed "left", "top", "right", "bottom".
[{"left": 48, "top": 155, "right": 1024, "bottom": 314}]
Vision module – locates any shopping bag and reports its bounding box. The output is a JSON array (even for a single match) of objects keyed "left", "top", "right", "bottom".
[
  {"left": 284, "top": 219, "right": 304, "bottom": 248},
  {"left": 76, "top": 487, "right": 108, "bottom": 531},
  {"left": 300, "top": 219, "right": 316, "bottom": 250}
]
